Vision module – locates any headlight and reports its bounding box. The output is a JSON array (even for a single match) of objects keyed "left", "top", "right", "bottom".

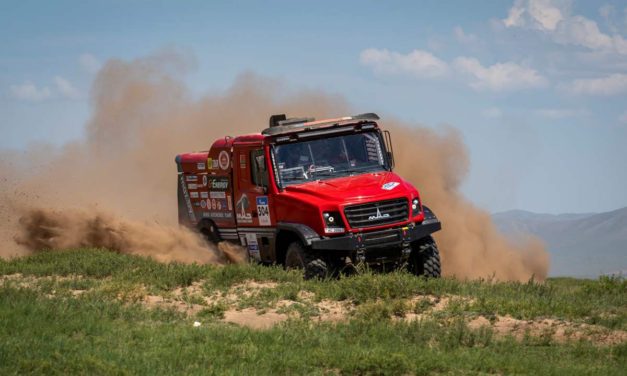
[
  {"left": 323, "top": 211, "right": 345, "bottom": 234},
  {"left": 411, "top": 198, "right": 421, "bottom": 216}
]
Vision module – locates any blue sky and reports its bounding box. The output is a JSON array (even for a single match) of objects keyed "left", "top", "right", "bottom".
[{"left": 1, "top": 0, "right": 626, "bottom": 214}]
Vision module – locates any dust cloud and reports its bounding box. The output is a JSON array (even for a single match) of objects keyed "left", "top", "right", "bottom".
[
  {"left": 390, "top": 125, "right": 549, "bottom": 281},
  {"left": 15, "top": 208, "right": 244, "bottom": 264},
  {"left": 0, "top": 51, "right": 548, "bottom": 279}
]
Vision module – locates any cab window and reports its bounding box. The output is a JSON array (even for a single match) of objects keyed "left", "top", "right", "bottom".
[{"left": 250, "top": 149, "right": 268, "bottom": 188}]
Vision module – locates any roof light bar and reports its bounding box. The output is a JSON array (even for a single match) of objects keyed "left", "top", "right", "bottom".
[{"left": 262, "top": 112, "right": 380, "bottom": 136}]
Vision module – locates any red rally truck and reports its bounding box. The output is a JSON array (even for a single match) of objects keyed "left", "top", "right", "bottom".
[{"left": 175, "top": 113, "right": 442, "bottom": 278}]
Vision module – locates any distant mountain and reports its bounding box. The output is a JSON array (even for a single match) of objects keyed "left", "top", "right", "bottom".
[{"left": 492, "top": 207, "right": 627, "bottom": 278}]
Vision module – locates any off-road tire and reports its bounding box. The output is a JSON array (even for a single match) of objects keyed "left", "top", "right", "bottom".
[
  {"left": 409, "top": 236, "right": 441, "bottom": 278},
  {"left": 202, "top": 222, "right": 221, "bottom": 244},
  {"left": 284, "top": 241, "right": 329, "bottom": 280}
]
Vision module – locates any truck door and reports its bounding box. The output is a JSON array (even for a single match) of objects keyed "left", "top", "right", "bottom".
[{"left": 234, "top": 144, "right": 275, "bottom": 262}]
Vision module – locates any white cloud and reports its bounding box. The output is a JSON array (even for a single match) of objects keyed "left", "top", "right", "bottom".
[
  {"left": 10, "top": 82, "right": 51, "bottom": 101},
  {"left": 504, "top": 0, "right": 564, "bottom": 30},
  {"left": 527, "top": 0, "right": 564, "bottom": 30},
  {"left": 359, "top": 48, "right": 449, "bottom": 78},
  {"left": 454, "top": 26, "right": 478, "bottom": 44},
  {"left": 503, "top": 0, "right": 527, "bottom": 28},
  {"left": 599, "top": 4, "right": 619, "bottom": 33},
  {"left": 482, "top": 107, "right": 503, "bottom": 118},
  {"left": 503, "top": 0, "right": 627, "bottom": 55},
  {"left": 453, "top": 57, "right": 548, "bottom": 91},
  {"left": 555, "top": 15, "right": 613, "bottom": 50},
  {"left": 360, "top": 48, "right": 547, "bottom": 92},
  {"left": 9, "top": 77, "right": 81, "bottom": 101},
  {"left": 564, "top": 73, "right": 627, "bottom": 95},
  {"left": 535, "top": 108, "right": 586, "bottom": 119},
  {"left": 54, "top": 76, "right": 80, "bottom": 99},
  {"left": 599, "top": 4, "right": 613, "bottom": 20},
  {"left": 79, "top": 53, "right": 101, "bottom": 74}
]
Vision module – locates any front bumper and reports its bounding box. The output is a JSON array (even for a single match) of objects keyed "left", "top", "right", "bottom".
[{"left": 310, "top": 219, "right": 441, "bottom": 252}]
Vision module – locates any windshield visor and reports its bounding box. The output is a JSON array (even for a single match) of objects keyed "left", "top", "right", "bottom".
[{"left": 273, "top": 131, "right": 387, "bottom": 187}]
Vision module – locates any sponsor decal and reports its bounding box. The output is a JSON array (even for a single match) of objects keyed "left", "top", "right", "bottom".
[
  {"left": 185, "top": 175, "right": 198, "bottom": 182},
  {"left": 218, "top": 150, "right": 230, "bottom": 170},
  {"left": 197, "top": 162, "right": 206, "bottom": 170},
  {"left": 187, "top": 183, "right": 197, "bottom": 190},
  {"left": 190, "top": 192, "right": 199, "bottom": 199},
  {"left": 179, "top": 175, "right": 196, "bottom": 222},
  {"left": 236, "top": 193, "right": 252, "bottom": 223},
  {"left": 210, "top": 191, "right": 226, "bottom": 199},
  {"left": 207, "top": 158, "right": 213, "bottom": 170},
  {"left": 212, "top": 159, "right": 219, "bottom": 169},
  {"left": 381, "top": 182, "right": 400, "bottom": 191},
  {"left": 256, "top": 196, "right": 271, "bottom": 226},
  {"left": 211, "top": 198, "right": 216, "bottom": 210},
  {"left": 210, "top": 178, "right": 229, "bottom": 190},
  {"left": 193, "top": 202, "right": 201, "bottom": 207},
  {"left": 201, "top": 200, "right": 207, "bottom": 209},
  {"left": 245, "top": 233, "right": 261, "bottom": 261},
  {"left": 202, "top": 175, "right": 208, "bottom": 187},
  {"left": 239, "top": 235, "right": 246, "bottom": 246},
  {"left": 200, "top": 192, "right": 209, "bottom": 199},
  {"left": 369, "top": 207, "right": 390, "bottom": 221},
  {"left": 227, "top": 195, "right": 233, "bottom": 211},
  {"left": 240, "top": 154, "right": 246, "bottom": 169},
  {"left": 202, "top": 211, "right": 233, "bottom": 219}
]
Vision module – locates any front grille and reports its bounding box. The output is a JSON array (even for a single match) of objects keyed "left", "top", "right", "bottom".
[{"left": 344, "top": 198, "right": 408, "bottom": 228}]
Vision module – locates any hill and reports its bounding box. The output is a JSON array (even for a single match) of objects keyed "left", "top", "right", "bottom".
[
  {"left": 493, "top": 207, "right": 627, "bottom": 277},
  {"left": 0, "top": 249, "right": 625, "bottom": 375}
]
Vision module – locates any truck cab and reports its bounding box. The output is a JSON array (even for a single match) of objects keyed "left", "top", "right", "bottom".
[{"left": 176, "top": 113, "right": 441, "bottom": 278}]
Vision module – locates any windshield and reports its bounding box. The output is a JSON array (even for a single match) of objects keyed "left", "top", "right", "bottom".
[{"left": 273, "top": 131, "right": 387, "bottom": 187}]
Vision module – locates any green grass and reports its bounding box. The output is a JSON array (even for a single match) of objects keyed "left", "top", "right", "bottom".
[{"left": 0, "top": 248, "right": 626, "bottom": 375}]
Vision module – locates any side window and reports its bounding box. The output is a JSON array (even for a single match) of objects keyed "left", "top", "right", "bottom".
[{"left": 250, "top": 149, "right": 268, "bottom": 188}]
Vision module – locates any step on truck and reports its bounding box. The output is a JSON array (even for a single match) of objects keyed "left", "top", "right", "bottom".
[{"left": 175, "top": 113, "right": 442, "bottom": 278}]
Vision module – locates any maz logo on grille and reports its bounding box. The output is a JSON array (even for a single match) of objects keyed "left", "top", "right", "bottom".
[
  {"left": 345, "top": 198, "right": 408, "bottom": 228},
  {"left": 368, "top": 207, "right": 390, "bottom": 221}
]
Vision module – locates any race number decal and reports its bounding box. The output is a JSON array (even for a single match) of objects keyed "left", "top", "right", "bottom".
[{"left": 256, "top": 196, "right": 271, "bottom": 226}]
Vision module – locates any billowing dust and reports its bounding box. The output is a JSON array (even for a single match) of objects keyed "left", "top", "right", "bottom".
[
  {"left": 390, "top": 125, "right": 549, "bottom": 281},
  {"left": 14, "top": 208, "right": 244, "bottom": 264},
  {"left": 0, "top": 51, "right": 548, "bottom": 279}
]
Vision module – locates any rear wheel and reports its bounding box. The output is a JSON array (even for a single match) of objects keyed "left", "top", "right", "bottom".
[
  {"left": 200, "top": 222, "right": 221, "bottom": 244},
  {"left": 408, "top": 236, "right": 441, "bottom": 278},
  {"left": 284, "top": 241, "right": 329, "bottom": 280}
]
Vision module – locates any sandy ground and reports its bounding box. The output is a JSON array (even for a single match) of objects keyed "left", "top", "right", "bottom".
[{"left": 2, "top": 274, "right": 625, "bottom": 345}]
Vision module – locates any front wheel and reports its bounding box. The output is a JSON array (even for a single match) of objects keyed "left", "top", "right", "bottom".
[
  {"left": 284, "top": 241, "right": 329, "bottom": 280},
  {"left": 408, "top": 236, "right": 441, "bottom": 278}
]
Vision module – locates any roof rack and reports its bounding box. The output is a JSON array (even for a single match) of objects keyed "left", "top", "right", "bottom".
[{"left": 262, "top": 112, "right": 380, "bottom": 136}]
